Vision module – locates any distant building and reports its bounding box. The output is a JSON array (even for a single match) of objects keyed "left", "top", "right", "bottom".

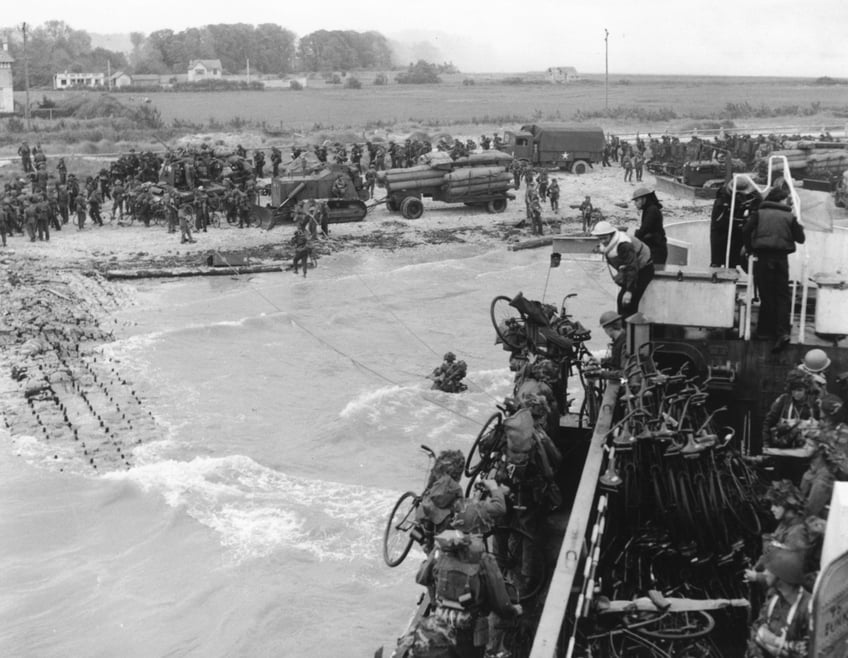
[
  {"left": 129, "top": 74, "right": 163, "bottom": 88},
  {"left": 187, "top": 59, "right": 223, "bottom": 82},
  {"left": 54, "top": 71, "right": 106, "bottom": 89},
  {"left": 0, "top": 42, "right": 13, "bottom": 114},
  {"left": 109, "top": 71, "right": 133, "bottom": 89},
  {"left": 546, "top": 66, "right": 579, "bottom": 83}
]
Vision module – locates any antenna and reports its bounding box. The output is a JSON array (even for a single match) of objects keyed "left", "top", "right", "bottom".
[{"left": 19, "top": 21, "right": 31, "bottom": 129}]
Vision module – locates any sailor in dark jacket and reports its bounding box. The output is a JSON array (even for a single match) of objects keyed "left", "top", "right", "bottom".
[
  {"left": 742, "top": 179, "right": 805, "bottom": 352},
  {"left": 632, "top": 187, "right": 667, "bottom": 269}
]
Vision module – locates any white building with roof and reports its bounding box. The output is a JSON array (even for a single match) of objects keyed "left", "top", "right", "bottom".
[
  {"left": 546, "top": 66, "right": 579, "bottom": 83},
  {"left": 187, "top": 59, "right": 223, "bottom": 82}
]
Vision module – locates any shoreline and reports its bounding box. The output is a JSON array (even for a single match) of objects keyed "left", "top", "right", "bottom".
[{"left": 0, "top": 163, "right": 708, "bottom": 474}]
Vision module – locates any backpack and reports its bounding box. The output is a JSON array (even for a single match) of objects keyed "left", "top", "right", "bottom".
[
  {"left": 435, "top": 552, "right": 481, "bottom": 613},
  {"left": 503, "top": 408, "right": 536, "bottom": 466}
]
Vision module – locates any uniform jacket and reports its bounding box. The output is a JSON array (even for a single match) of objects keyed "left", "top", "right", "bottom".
[{"left": 634, "top": 202, "right": 666, "bottom": 252}]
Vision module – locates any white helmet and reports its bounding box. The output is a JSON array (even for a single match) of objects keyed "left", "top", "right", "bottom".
[{"left": 590, "top": 220, "right": 617, "bottom": 236}]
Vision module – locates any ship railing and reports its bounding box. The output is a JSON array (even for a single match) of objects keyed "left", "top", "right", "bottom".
[
  {"left": 528, "top": 381, "right": 621, "bottom": 658},
  {"left": 727, "top": 155, "right": 808, "bottom": 343}
]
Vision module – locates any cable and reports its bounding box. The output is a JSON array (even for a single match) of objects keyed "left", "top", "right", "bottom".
[{"left": 209, "top": 249, "right": 497, "bottom": 425}]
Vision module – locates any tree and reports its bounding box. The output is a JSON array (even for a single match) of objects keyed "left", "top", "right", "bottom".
[{"left": 396, "top": 60, "right": 442, "bottom": 84}]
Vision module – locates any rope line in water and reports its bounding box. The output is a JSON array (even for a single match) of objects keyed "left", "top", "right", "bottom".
[{"left": 210, "top": 249, "right": 493, "bottom": 427}]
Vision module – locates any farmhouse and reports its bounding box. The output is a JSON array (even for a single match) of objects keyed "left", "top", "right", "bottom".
[
  {"left": 0, "top": 43, "right": 13, "bottom": 114},
  {"left": 187, "top": 59, "right": 223, "bottom": 82},
  {"left": 54, "top": 71, "right": 106, "bottom": 89},
  {"left": 109, "top": 71, "right": 133, "bottom": 89},
  {"left": 546, "top": 66, "right": 579, "bottom": 83}
]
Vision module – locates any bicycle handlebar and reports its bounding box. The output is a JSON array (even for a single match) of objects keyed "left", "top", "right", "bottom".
[{"left": 419, "top": 444, "right": 435, "bottom": 459}]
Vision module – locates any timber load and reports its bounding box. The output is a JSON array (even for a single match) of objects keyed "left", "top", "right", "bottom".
[{"left": 377, "top": 155, "right": 515, "bottom": 219}]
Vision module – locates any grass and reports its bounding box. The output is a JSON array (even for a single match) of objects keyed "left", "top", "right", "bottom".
[{"left": 4, "top": 74, "right": 847, "bottom": 155}]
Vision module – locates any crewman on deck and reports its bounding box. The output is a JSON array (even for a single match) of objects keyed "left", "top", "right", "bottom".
[
  {"left": 762, "top": 371, "right": 818, "bottom": 451},
  {"left": 591, "top": 220, "right": 654, "bottom": 319},
  {"left": 598, "top": 311, "right": 626, "bottom": 375},
  {"left": 742, "top": 179, "right": 805, "bottom": 353}
]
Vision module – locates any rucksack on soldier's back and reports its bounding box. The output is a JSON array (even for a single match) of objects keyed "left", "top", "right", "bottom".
[{"left": 502, "top": 408, "right": 536, "bottom": 466}]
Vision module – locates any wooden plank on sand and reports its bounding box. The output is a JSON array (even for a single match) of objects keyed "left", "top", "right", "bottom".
[{"left": 104, "top": 264, "right": 284, "bottom": 280}]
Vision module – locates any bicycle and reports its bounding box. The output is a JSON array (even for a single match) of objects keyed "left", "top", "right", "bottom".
[{"left": 382, "top": 444, "right": 437, "bottom": 567}]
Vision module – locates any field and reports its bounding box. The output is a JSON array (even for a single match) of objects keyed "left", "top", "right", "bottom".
[
  {"left": 4, "top": 73, "right": 847, "bottom": 157},
  {"left": 128, "top": 73, "right": 848, "bottom": 134}
]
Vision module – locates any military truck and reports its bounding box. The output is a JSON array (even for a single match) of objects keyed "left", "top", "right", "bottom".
[{"left": 500, "top": 123, "right": 605, "bottom": 173}]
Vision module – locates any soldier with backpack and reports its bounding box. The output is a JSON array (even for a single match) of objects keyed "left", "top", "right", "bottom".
[{"left": 412, "top": 529, "right": 522, "bottom": 658}]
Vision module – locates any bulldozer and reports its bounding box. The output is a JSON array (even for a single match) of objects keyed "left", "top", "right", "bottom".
[{"left": 253, "top": 164, "right": 369, "bottom": 229}]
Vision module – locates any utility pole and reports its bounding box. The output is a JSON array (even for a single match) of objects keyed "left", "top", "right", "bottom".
[
  {"left": 20, "top": 21, "right": 31, "bottom": 129},
  {"left": 246, "top": 58, "right": 250, "bottom": 84},
  {"left": 604, "top": 28, "right": 609, "bottom": 111}
]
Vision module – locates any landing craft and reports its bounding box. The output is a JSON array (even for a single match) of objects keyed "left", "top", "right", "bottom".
[{"left": 380, "top": 157, "right": 848, "bottom": 657}]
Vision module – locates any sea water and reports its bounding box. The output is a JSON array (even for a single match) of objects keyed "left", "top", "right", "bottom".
[{"left": 0, "top": 245, "right": 617, "bottom": 657}]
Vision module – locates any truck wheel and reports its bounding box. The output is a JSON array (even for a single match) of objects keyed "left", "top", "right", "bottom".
[
  {"left": 571, "top": 160, "right": 590, "bottom": 175},
  {"left": 486, "top": 198, "right": 508, "bottom": 214},
  {"left": 386, "top": 197, "right": 400, "bottom": 212},
  {"left": 400, "top": 196, "right": 424, "bottom": 219}
]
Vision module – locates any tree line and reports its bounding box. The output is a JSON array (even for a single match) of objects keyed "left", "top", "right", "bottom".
[{"left": 1, "top": 21, "right": 403, "bottom": 87}]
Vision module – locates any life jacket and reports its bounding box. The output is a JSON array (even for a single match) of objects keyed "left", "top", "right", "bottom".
[
  {"left": 603, "top": 230, "right": 652, "bottom": 273},
  {"left": 751, "top": 201, "right": 798, "bottom": 254},
  {"left": 435, "top": 551, "right": 482, "bottom": 613}
]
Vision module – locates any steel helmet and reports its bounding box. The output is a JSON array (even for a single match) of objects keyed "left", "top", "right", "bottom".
[
  {"left": 631, "top": 186, "right": 652, "bottom": 200},
  {"left": 590, "top": 220, "right": 617, "bottom": 236},
  {"left": 784, "top": 370, "right": 807, "bottom": 391},
  {"left": 763, "top": 546, "right": 806, "bottom": 585},
  {"left": 599, "top": 311, "right": 622, "bottom": 328},
  {"left": 802, "top": 349, "right": 831, "bottom": 374}
]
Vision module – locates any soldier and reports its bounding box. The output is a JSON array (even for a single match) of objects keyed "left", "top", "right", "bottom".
[
  {"left": 364, "top": 165, "right": 377, "bottom": 199},
  {"left": 179, "top": 204, "right": 196, "bottom": 244},
  {"left": 547, "top": 178, "right": 560, "bottom": 212},
  {"left": 0, "top": 200, "right": 7, "bottom": 247},
  {"left": 510, "top": 159, "right": 523, "bottom": 189},
  {"left": 579, "top": 196, "right": 594, "bottom": 233},
  {"left": 528, "top": 189, "right": 544, "bottom": 236},
  {"left": 56, "top": 184, "right": 69, "bottom": 225},
  {"left": 194, "top": 186, "right": 209, "bottom": 232},
  {"left": 800, "top": 394, "right": 847, "bottom": 518},
  {"left": 480, "top": 134, "right": 491, "bottom": 151},
  {"left": 23, "top": 198, "right": 37, "bottom": 241},
  {"left": 74, "top": 193, "right": 87, "bottom": 230},
  {"left": 111, "top": 179, "right": 125, "bottom": 221},
  {"left": 237, "top": 192, "right": 252, "bottom": 228},
  {"left": 270, "top": 147, "right": 282, "bottom": 178},
  {"left": 56, "top": 157, "right": 67, "bottom": 185},
  {"left": 161, "top": 190, "right": 177, "bottom": 233},
  {"left": 236, "top": 144, "right": 247, "bottom": 159},
  {"left": 18, "top": 141, "right": 33, "bottom": 173},
  {"left": 537, "top": 170, "right": 548, "bottom": 203},
  {"left": 34, "top": 194, "right": 49, "bottom": 241},
  {"left": 318, "top": 201, "right": 329, "bottom": 237},
  {"left": 253, "top": 149, "right": 265, "bottom": 178},
  {"left": 291, "top": 225, "right": 311, "bottom": 277},
  {"left": 88, "top": 188, "right": 103, "bottom": 226}
]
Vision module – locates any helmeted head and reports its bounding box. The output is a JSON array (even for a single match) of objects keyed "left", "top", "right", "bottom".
[
  {"left": 765, "top": 479, "right": 804, "bottom": 514},
  {"left": 600, "top": 311, "right": 622, "bottom": 330},
  {"left": 785, "top": 369, "right": 808, "bottom": 394},
  {"left": 443, "top": 352, "right": 456, "bottom": 363},
  {"left": 632, "top": 186, "right": 652, "bottom": 201},
  {"left": 590, "top": 220, "right": 616, "bottom": 237},
  {"left": 802, "top": 349, "right": 831, "bottom": 374},
  {"left": 763, "top": 546, "right": 806, "bottom": 585}
]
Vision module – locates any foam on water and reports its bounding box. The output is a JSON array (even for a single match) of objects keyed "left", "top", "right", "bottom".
[{"left": 107, "top": 454, "right": 399, "bottom": 563}]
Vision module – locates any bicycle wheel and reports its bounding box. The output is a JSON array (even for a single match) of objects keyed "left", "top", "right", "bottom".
[
  {"left": 465, "top": 412, "right": 503, "bottom": 477},
  {"left": 486, "top": 526, "right": 546, "bottom": 601},
  {"left": 637, "top": 610, "right": 715, "bottom": 641},
  {"left": 382, "top": 491, "right": 419, "bottom": 567},
  {"left": 490, "top": 295, "right": 525, "bottom": 350}
]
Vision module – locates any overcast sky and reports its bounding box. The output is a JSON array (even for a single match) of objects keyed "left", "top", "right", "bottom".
[{"left": 3, "top": 0, "right": 845, "bottom": 77}]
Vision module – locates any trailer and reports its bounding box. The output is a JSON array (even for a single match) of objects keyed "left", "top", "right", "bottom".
[{"left": 378, "top": 151, "right": 515, "bottom": 219}]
